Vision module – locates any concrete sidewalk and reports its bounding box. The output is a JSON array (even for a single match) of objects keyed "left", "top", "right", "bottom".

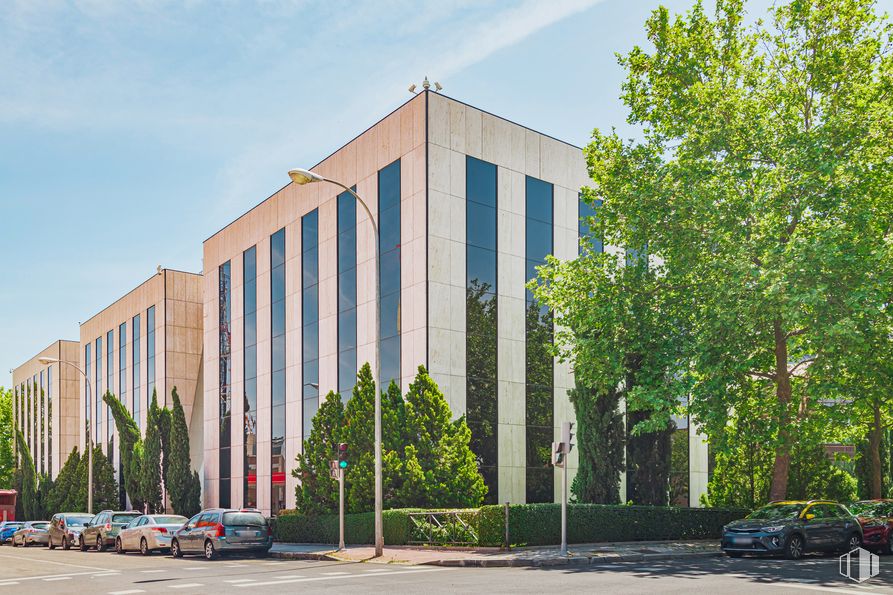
[{"left": 270, "top": 539, "right": 722, "bottom": 567}]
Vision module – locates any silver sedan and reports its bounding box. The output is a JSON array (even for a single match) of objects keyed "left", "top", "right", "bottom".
[
  {"left": 115, "top": 514, "right": 188, "bottom": 555},
  {"left": 11, "top": 521, "right": 50, "bottom": 547}
]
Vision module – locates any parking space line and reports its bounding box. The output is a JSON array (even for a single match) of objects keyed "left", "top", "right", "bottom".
[
  {"left": 0, "top": 552, "right": 107, "bottom": 572},
  {"left": 180, "top": 567, "right": 204, "bottom": 571},
  {"left": 224, "top": 579, "right": 256, "bottom": 584},
  {"left": 262, "top": 561, "right": 286, "bottom": 565},
  {"left": 0, "top": 571, "right": 103, "bottom": 583},
  {"left": 168, "top": 584, "right": 204, "bottom": 589},
  {"left": 140, "top": 569, "right": 167, "bottom": 573},
  {"left": 321, "top": 571, "right": 350, "bottom": 576},
  {"left": 108, "top": 591, "right": 145, "bottom": 595},
  {"left": 266, "top": 575, "right": 304, "bottom": 579},
  {"left": 236, "top": 568, "right": 446, "bottom": 587},
  {"left": 44, "top": 577, "right": 71, "bottom": 581},
  {"left": 364, "top": 568, "right": 392, "bottom": 572},
  {"left": 0, "top": 583, "right": 19, "bottom": 587}
]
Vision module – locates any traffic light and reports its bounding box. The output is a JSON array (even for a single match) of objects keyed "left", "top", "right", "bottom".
[
  {"left": 338, "top": 442, "right": 349, "bottom": 469},
  {"left": 561, "top": 421, "right": 575, "bottom": 454},
  {"left": 551, "top": 441, "right": 565, "bottom": 467}
]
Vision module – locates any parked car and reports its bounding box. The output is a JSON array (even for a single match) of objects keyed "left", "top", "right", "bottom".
[
  {"left": 47, "top": 513, "right": 95, "bottom": 550},
  {"left": 0, "top": 521, "right": 24, "bottom": 544},
  {"left": 11, "top": 521, "right": 50, "bottom": 547},
  {"left": 848, "top": 499, "right": 893, "bottom": 554},
  {"left": 116, "top": 514, "right": 188, "bottom": 555},
  {"left": 80, "top": 510, "right": 141, "bottom": 552},
  {"left": 722, "top": 500, "right": 862, "bottom": 559},
  {"left": 170, "top": 509, "right": 272, "bottom": 560}
]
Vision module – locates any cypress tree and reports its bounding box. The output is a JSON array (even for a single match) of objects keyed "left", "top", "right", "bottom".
[
  {"left": 158, "top": 405, "right": 172, "bottom": 489},
  {"left": 49, "top": 448, "right": 81, "bottom": 512},
  {"left": 140, "top": 391, "right": 163, "bottom": 513},
  {"left": 569, "top": 382, "right": 625, "bottom": 504},
  {"left": 36, "top": 474, "right": 53, "bottom": 519},
  {"left": 103, "top": 391, "right": 143, "bottom": 509},
  {"left": 167, "top": 387, "right": 199, "bottom": 516},
  {"left": 15, "top": 431, "right": 37, "bottom": 520},
  {"left": 129, "top": 442, "right": 144, "bottom": 511},
  {"left": 13, "top": 467, "right": 24, "bottom": 520},
  {"left": 293, "top": 390, "right": 344, "bottom": 514},
  {"left": 90, "top": 445, "right": 119, "bottom": 512}
]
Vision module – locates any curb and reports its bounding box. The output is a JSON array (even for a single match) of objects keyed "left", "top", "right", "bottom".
[
  {"left": 271, "top": 550, "right": 340, "bottom": 561},
  {"left": 423, "top": 550, "right": 723, "bottom": 568}
]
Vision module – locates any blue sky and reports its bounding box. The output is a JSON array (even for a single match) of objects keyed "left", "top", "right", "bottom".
[{"left": 2, "top": 0, "right": 890, "bottom": 380}]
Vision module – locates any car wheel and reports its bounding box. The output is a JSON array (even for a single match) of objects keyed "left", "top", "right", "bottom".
[
  {"left": 62, "top": 536, "right": 70, "bottom": 551},
  {"left": 11, "top": 537, "right": 17, "bottom": 547},
  {"left": 171, "top": 539, "right": 183, "bottom": 558},
  {"left": 79, "top": 535, "right": 88, "bottom": 551},
  {"left": 116, "top": 538, "right": 125, "bottom": 555},
  {"left": 96, "top": 535, "right": 106, "bottom": 553},
  {"left": 784, "top": 534, "right": 804, "bottom": 560},
  {"left": 845, "top": 533, "right": 861, "bottom": 552},
  {"left": 48, "top": 536, "right": 55, "bottom": 550},
  {"left": 204, "top": 540, "right": 217, "bottom": 560},
  {"left": 140, "top": 538, "right": 150, "bottom": 556}
]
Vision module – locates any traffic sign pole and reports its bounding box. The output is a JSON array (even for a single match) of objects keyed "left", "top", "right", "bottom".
[{"left": 339, "top": 466, "right": 345, "bottom": 551}]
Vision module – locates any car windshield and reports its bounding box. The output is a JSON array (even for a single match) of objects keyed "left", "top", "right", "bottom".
[
  {"left": 31, "top": 522, "right": 49, "bottom": 529},
  {"left": 747, "top": 503, "right": 804, "bottom": 520},
  {"left": 112, "top": 514, "right": 140, "bottom": 523},
  {"left": 66, "top": 516, "right": 93, "bottom": 527},
  {"left": 222, "top": 512, "right": 266, "bottom": 527},
  {"left": 153, "top": 516, "right": 187, "bottom": 525}
]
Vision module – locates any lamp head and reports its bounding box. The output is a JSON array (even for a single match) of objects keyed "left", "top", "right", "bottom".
[
  {"left": 288, "top": 168, "right": 325, "bottom": 185},
  {"left": 38, "top": 357, "right": 59, "bottom": 365}
]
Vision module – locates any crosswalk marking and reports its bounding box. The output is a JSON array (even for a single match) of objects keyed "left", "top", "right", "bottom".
[
  {"left": 169, "top": 584, "right": 204, "bottom": 589},
  {"left": 236, "top": 568, "right": 446, "bottom": 588}
]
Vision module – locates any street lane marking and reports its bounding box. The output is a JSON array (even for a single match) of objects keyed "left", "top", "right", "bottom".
[
  {"left": 224, "top": 579, "right": 256, "bottom": 584},
  {"left": 263, "top": 561, "right": 286, "bottom": 565},
  {"left": 140, "top": 570, "right": 167, "bottom": 573},
  {"left": 180, "top": 567, "right": 204, "bottom": 571},
  {"left": 266, "top": 575, "right": 304, "bottom": 579},
  {"left": 108, "top": 591, "right": 146, "bottom": 595},
  {"left": 0, "top": 583, "right": 19, "bottom": 587},
  {"left": 322, "top": 571, "right": 350, "bottom": 576},
  {"left": 364, "top": 568, "right": 392, "bottom": 572},
  {"left": 775, "top": 584, "right": 884, "bottom": 595},
  {"left": 92, "top": 573, "right": 121, "bottom": 577},
  {"left": 224, "top": 564, "right": 246, "bottom": 568},
  {"left": 236, "top": 568, "right": 446, "bottom": 587},
  {"left": 44, "top": 577, "right": 71, "bottom": 581},
  {"left": 169, "top": 584, "right": 204, "bottom": 589},
  {"left": 0, "top": 571, "right": 107, "bottom": 583},
  {"left": 0, "top": 552, "right": 107, "bottom": 572}
]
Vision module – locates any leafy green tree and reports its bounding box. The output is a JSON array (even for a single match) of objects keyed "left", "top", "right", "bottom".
[
  {"left": 167, "top": 387, "right": 200, "bottom": 516},
  {"left": 36, "top": 474, "right": 53, "bottom": 519},
  {"left": 13, "top": 467, "right": 24, "bottom": 519},
  {"left": 129, "top": 441, "right": 144, "bottom": 510},
  {"left": 89, "top": 444, "right": 119, "bottom": 512},
  {"left": 0, "top": 388, "right": 14, "bottom": 489},
  {"left": 140, "top": 391, "right": 163, "bottom": 513},
  {"left": 15, "top": 431, "right": 37, "bottom": 520},
  {"left": 103, "top": 391, "right": 144, "bottom": 510},
  {"left": 293, "top": 390, "right": 344, "bottom": 514},
  {"left": 569, "top": 382, "right": 624, "bottom": 504},
  {"left": 534, "top": 0, "right": 893, "bottom": 501},
  {"left": 158, "top": 404, "right": 172, "bottom": 489}
]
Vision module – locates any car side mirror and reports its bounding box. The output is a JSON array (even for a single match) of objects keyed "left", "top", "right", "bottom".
[{"left": 804, "top": 513, "right": 815, "bottom": 521}]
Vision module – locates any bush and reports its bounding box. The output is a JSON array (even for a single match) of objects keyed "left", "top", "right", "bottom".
[
  {"left": 273, "top": 508, "right": 420, "bottom": 544},
  {"left": 477, "top": 503, "right": 748, "bottom": 547}
]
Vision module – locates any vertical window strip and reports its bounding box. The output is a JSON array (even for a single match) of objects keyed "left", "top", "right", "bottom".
[
  {"left": 32, "top": 376, "right": 37, "bottom": 461},
  {"left": 39, "top": 370, "right": 44, "bottom": 475},
  {"left": 132, "top": 314, "right": 141, "bottom": 429},
  {"left": 48, "top": 367, "right": 52, "bottom": 475},
  {"left": 95, "top": 338, "right": 102, "bottom": 445},
  {"left": 524, "top": 175, "right": 554, "bottom": 503},
  {"left": 219, "top": 261, "right": 232, "bottom": 508},
  {"left": 578, "top": 196, "right": 603, "bottom": 254},
  {"left": 301, "top": 210, "right": 319, "bottom": 438},
  {"left": 243, "top": 245, "right": 258, "bottom": 509},
  {"left": 465, "top": 156, "right": 499, "bottom": 504},
  {"left": 85, "top": 345, "right": 91, "bottom": 447},
  {"left": 337, "top": 190, "right": 357, "bottom": 401},
  {"left": 107, "top": 329, "right": 114, "bottom": 457},
  {"left": 270, "top": 228, "right": 286, "bottom": 515},
  {"left": 147, "top": 306, "right": 156, "bottom": 406},
  {"left": 377, "top": 159, "right": 401, "bottom": 387}
]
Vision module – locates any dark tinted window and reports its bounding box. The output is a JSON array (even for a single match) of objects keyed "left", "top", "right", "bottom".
[
  {"left": 378, "top": 159, "right": 401, "bottom": 386},
  {"left": 302, "top": 210, "right": 320, "bottom": 437},
  {"left": 65, "top": 516, "right": 92, "bottom": 527},
  {"left": 223, "top": 512, "right": 266, "bottom": 527}
]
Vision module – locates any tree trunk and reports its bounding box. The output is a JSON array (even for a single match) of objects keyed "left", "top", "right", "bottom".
[
  {"left": 869, "top": 400, "right": 883, "bottom": 499},
  {"left": 769, "top": 320, "right": 792, "bottom": 501}
]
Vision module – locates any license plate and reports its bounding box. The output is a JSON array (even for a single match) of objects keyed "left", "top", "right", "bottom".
[
  {"left": 237, "top": 530, "right": 261, "bottom": 537},
  {"left": 731, "top": 536, "right": 751, "bottom": 545}
]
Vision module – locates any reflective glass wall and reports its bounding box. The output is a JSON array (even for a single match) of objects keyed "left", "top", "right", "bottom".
[
  {"left": 378, "top": 160, "right": 401, "bottom": 386},
  {"left": 95, "top": 337, "right": 102, "bottom": 444},
  {"left": 147, "top": 306, "right": 156, "bottom": 403},
  {"left": 107, "top": 329, "right": 114, "bottom": 458},
  {"left": 132, "top": 314, "right": 141, "bottom": 428},
  {"left": 525, "top": 176, "right": 554, "bottom": 503},
  {"left": 85, "top": 345, "right": 91, "bottom": 446},
  {"left": 270, "top": 228, "right": 286, "bottom": 514},
  {"left": 218, "top": 261, "right": 232, "bottom": 508},
  {"left": 465, "top": 156, "right": 498, "bottom": 503},
  {"left": 337, "top": 191, "right": 358, "bottom": 401},
  {"left": 579, "top": 196, "right": 603, "bottom": 254},
  {"left": 243, "top": 246, "right": 258, "bottom": 509},
  {"left": 302, "top": 210, "right": 320, "bottom": 436}
]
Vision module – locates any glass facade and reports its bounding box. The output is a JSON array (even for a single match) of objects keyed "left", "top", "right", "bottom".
[
  {"left": 465, "top": 156, "right": 498, "bottom": 503},
  {"left": 302, "top": 210, "right": 319, "bottom": 437},
  {"left": 337, "top": 190, "right": 358, "bottom": 400},
  {"left": 579, "top": 196, "right": 603, "bottom": 254},
  {"left": 32, "top": 376, "right": 37, "bottom": 461},
  {"left": 132, "top": 314, "right": 141, "bottom": 428},
  {"left": 85, "top": 345, "right": 91, "bottom": 445},
  {"left": 39, "top": 371, "right": 44, "bottom": 474},
  {"left": 119, "top": 324, "right": 127, "bottom": 404},
  {"left": 525, "top": 175, "right": 554, "bottom": 503},
  {"left": 47, "top": 367, "right": 52, "bottom": 474},
  {"left": 243, "top": 246, "right": 258, "bottom": 509},
  {"left": 219, "top": 261, "right": 232, "bottom": 508},
  {"left": 270, "top": 228, "right": 286, "bottom": 514},
  {"left": 107, "top": 329, "right": 114, "bottom": 457},
  {"left": 147, "top": 306, "right": 156, "bottom": 404},
  {"left": 670, "top": 404, "right": 690, "bottom": 507},
  {"left": 378, "top": 159, "right": 401, "bottom": 387},
  {"left": 95, "top": 337, "right": 102, "bottom": 444}
]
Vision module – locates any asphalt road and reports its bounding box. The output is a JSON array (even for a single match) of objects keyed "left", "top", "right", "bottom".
[{"left": 2, "top": 544, "right": 893, "bottom": 594}]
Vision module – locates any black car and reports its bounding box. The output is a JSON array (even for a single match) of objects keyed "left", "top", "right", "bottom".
[{"left": 722, "top": 500, "right": 862, "bottom": 559}]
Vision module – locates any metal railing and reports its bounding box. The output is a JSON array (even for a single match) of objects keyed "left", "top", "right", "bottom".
[{"left": 407, "top": 510, "right": 478, "bottom": 546}]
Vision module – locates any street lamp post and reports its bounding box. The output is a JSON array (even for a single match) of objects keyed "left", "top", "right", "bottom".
[
  {"left": 39, "top": 357, "right": 93, "bottom": 514},
  {"left": 288, "top": 168, "right": 384, "bottom": 557}
]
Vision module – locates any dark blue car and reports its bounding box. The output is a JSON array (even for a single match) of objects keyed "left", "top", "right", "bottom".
[{"left": 0, "top": 521, "right": 24, "bottom": 544}]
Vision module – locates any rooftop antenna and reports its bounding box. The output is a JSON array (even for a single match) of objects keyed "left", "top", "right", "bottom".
[
  {"left": 409, "top": 77, "right": 443, "bottom": 95},
  {"left": 157, "top": 265, "right": 162, "bottom": 275}
]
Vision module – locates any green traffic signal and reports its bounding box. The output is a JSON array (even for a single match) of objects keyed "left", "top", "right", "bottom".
[{"left": 339, "top": 460, "right": 348, "bottom": 469}]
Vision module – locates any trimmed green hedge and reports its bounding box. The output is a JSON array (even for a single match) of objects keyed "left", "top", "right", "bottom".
[
  {"left": 478, "top": 504, "right": 748, "bottom": 547},
  {"left": 274, "top": 509, "right": 419, "bottom": 545}
]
